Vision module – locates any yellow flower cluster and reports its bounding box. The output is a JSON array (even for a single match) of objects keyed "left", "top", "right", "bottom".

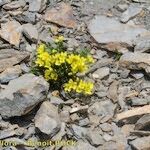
[
  {"left": 35, "top": 41, "right": 94, "bottom": 95},
  {"left": 64, "top": 78, "right": 94, "bottom": 95},
  {"left": 54, "top": 36, "right": 64, "bottom": 43}
]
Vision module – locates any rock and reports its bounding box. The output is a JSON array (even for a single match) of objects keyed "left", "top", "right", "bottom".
[
  {"left": 132, "top": 0, "right": 150, "bottom": 3},
  {"left": 82, "top": 0, "right": 121, "bottom": 15},
  {"left": 0, "top": 21, "right": 22, "bottom": 47},
  {"left": 39, "top": 29, "right": 54, "bottom": 43},
  {"left": 88, "top": 15, "right": 149, "bottom": 46},
  {"left": 107, "top": 80, "right": 119, "bottom": 103},
  {"left": 103, "top": 133, "right": 113, "bottom": 142},
  {"left": 92, "top": 67, "right": 110, "bottom": 79},
  {"left": 29, "top": 0, "right": 47, "bottom": 12},
  {"left": 119, "top": 52, "right": 150, "bottom": 74},
  {"left": 131, "top": 97, "right": 150, "bottom": 106},
  {"left": 34, "top": 101, "right": 61, "bottom": 136},
  {"left": 134, "top": 35, "right": 150, "bottom": 53},
  {"left": 135, "top": 114, "right": 150, "bottom": 130},
  {"left": 88, "top": 100, "right": 116, "bottom": 121},
  {"left": 44, "top": 2, "right": 77, "bottom": 28},
  {"left": 100, "top": 123, "right": 112, "bottom": 132},
  {"left": 130, "top": 136, "right": 150, "bottom": 150},
  {"left": 116, "top": 105, "right": 150, "bottom": 121},
  {"left": 131, "top": 71, "right": 144, "bottom": 79},
  {"left": 116, "top": 4, "right": 128, "bottom": 12},
  {"left": 3, "top": 0, "right": 26, "bottom": 10},
  {"left": 120, "top": 4, "right": 143, "bottom": 23},
  {"left": 0, "top": 49, "right": 29, "bottom": 72},
  {"left": 0, "top": 74, "right": 49, "bottom": 118},
  {"left": 71, "top": 124, "right": 87, "bottom": 139},
  {"left": 0, "top": 0, "right": 10, "bottom": 7},
  {"left": 121, "top": 124, "right": 135, "bottom": 137},
  {"left": 85, "top": 129, "right": 104, "bottom": 146},
  {"left": 79, "top": 118, "right": 90, "bottom": 127},
  {"left": 63, "top": 140, "right": 97, "bottom": 150},
  {"left": 22, "top": 24, "right": 38, "bottom": 42},
  {"left": 0, "top": 65, "right": 22, "bottom": 83}
]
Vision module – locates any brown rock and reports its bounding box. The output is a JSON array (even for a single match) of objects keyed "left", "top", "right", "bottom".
[
  {"left": 0, "top": 49, "right": 29, "bottom": 72},
  {"left": 107, "top": 80, "right": 119, "bottom": 103},
  {"left": 116, "top": 105, "right": 150, "bottom": 121},
  {"left": 0, "top": 21, "right": 22, "bottom": 47},
  {"left": 44, "top": 2, "right": 77, "bottom": 28},
  {"left": 120, "top": 52, "right": 150, "bottom": 74}
]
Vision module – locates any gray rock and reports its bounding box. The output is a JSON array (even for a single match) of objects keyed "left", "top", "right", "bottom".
[
  {"left": 0, "top": 21, "right": 22, "bottom": 47},
  {"left": 92, "top": 67, "right": 110, "bottom": 79},
  {"left": 116, "top": 4, "right": 128, "bottom": 12},
  {"left": 22, "top": 23, "right": 38, "bottom": 42},
  {"left": 120, "top": 52, "right": 150, "bottom": 74},
  {"left": 3, "top": 0, "right": 26, "bottom": 10},
  {"left": 135, "top": 114, "right": 150, "bottom": 130},
  {"left": 29, "top": 0, "right": 47, "bottom": 12},
  {"left": 88, "top": 100, "right": 116, "bottom": 120},
  {"left": 34, "top": 101, "right": 61, "bottom": 136},
  {"left": 0, "top": 0, "right": 10, "bottom": 7},
  {"left": 82, "top": 0, "right": 121, "bottom": 15},
  {"left": 0, "top": 49, "right": 29, "bottom": 72},
  {"left": 88, "top": 15, "right": 149, "bottom": 46},
  {"left": 130, "top": 136, "right": 150, "bottom": 150},
  {"left": 0, "top": 65, "right": 22, "bottom": 83},
  {"left": 120, "top": 4, "right": 142, "bottom": 23},
  {"left": 131, "top": 97, "right": 150, "bottom": 106},
  {"left": 0, "top": 74, "right": 49, "bottom": 118},
  {"left": 131, "top": 71, "right": 144, "bottom": 79},
  {"left": 85, "top": 130, "right": 104, "bottom": 146},
  {"left": 134, "top": 35, "right": 150, "bottom": 53},
  {"left": 71, "top": 124, "right": 87, "bottom": 139},
  {"left": 100, "top": 123, "right": 112, "bottom": 132}
]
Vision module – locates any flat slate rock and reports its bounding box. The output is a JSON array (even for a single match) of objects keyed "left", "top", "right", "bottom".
[
  {"left": 0, "top": 74, "right": 49, "bottom": 118},
  {"left": 44, "top": 2, "right": 77, "bottom": 28},
  {"left": 0, "top": 49, "right": 29, "bottom": 72},
  {"left": 88, "top": 15, "right": 149, "bottom": 46}
]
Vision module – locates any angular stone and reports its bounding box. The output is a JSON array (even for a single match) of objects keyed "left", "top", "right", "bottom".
[
  {"left": 0, "top": 65, "right": 22, "bottom": 83},
  {"left": 88, "top": 100, "right": 116, "bottom": 119},
  {"left": 3, "top": 0, "right": 26, "bottom": 10},
  {"left": 85, "top": 130, "right": 104, "bottom": 146},
  {"left": 0, "top": 0, "right": 10, "bottom": 7},
  {"left": 130, "top": 136, "right": 150, "bottom": 150},
  {"left": 135, "top": 114, "right": 150, "bottom": 130},
  {"left": 0, "top": 21, "right": 22, "bottom": 47},
  {"left": 29, "top": 0, "right": 47, "bottom": 12},
  {"left": 0, "top": 74, "right": 49, "bottom": 118},
  {"left": 134, "top": 35, "right": 150, "bottom": 53},
  {"left": 34, "top": 101, "right": 61, "bottom": 136},
  {"left": 0, "top": 49, "right": 29, "bottom": 72},
  {"left": 88, "top": 15, "right": 149, "bottom": 46},
  {"left": 92, "top": 67, "right": 110, "bottom": 79},
  {"left": 107, "top": 80, "right": 119, "bottom": 103},
  {"left": 22, "top": 24, "right": 38, "bottom": 42},
  {"left": 120, "top": 4, "right": 142, "bottom": 23},
  {"left": 119, "top": 52, "right": 150, "bottom": 74},
  {"left": 44, "top": 2, "right": 77, "bottom": 28}
]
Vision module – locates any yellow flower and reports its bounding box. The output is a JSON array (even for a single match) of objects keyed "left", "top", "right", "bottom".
[
  {"left": 35, "top": 58, "right": 44, "bottom": 67},
  {"left": 54, "top": 36, "right": 64, "bottom": 43},
  {"left": 37, "top": 44, "right": 45, "bottom": 54},
  {"left": 86, "top": 55, "right": 95, "bottom": 63},
  {"left": 64, "top": 79, "right": 94, "bottom": 95}
]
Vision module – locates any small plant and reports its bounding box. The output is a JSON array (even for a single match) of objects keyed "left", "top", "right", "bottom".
[{"left": 33, "top": 36, "right": 94, "bottom": 95}]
